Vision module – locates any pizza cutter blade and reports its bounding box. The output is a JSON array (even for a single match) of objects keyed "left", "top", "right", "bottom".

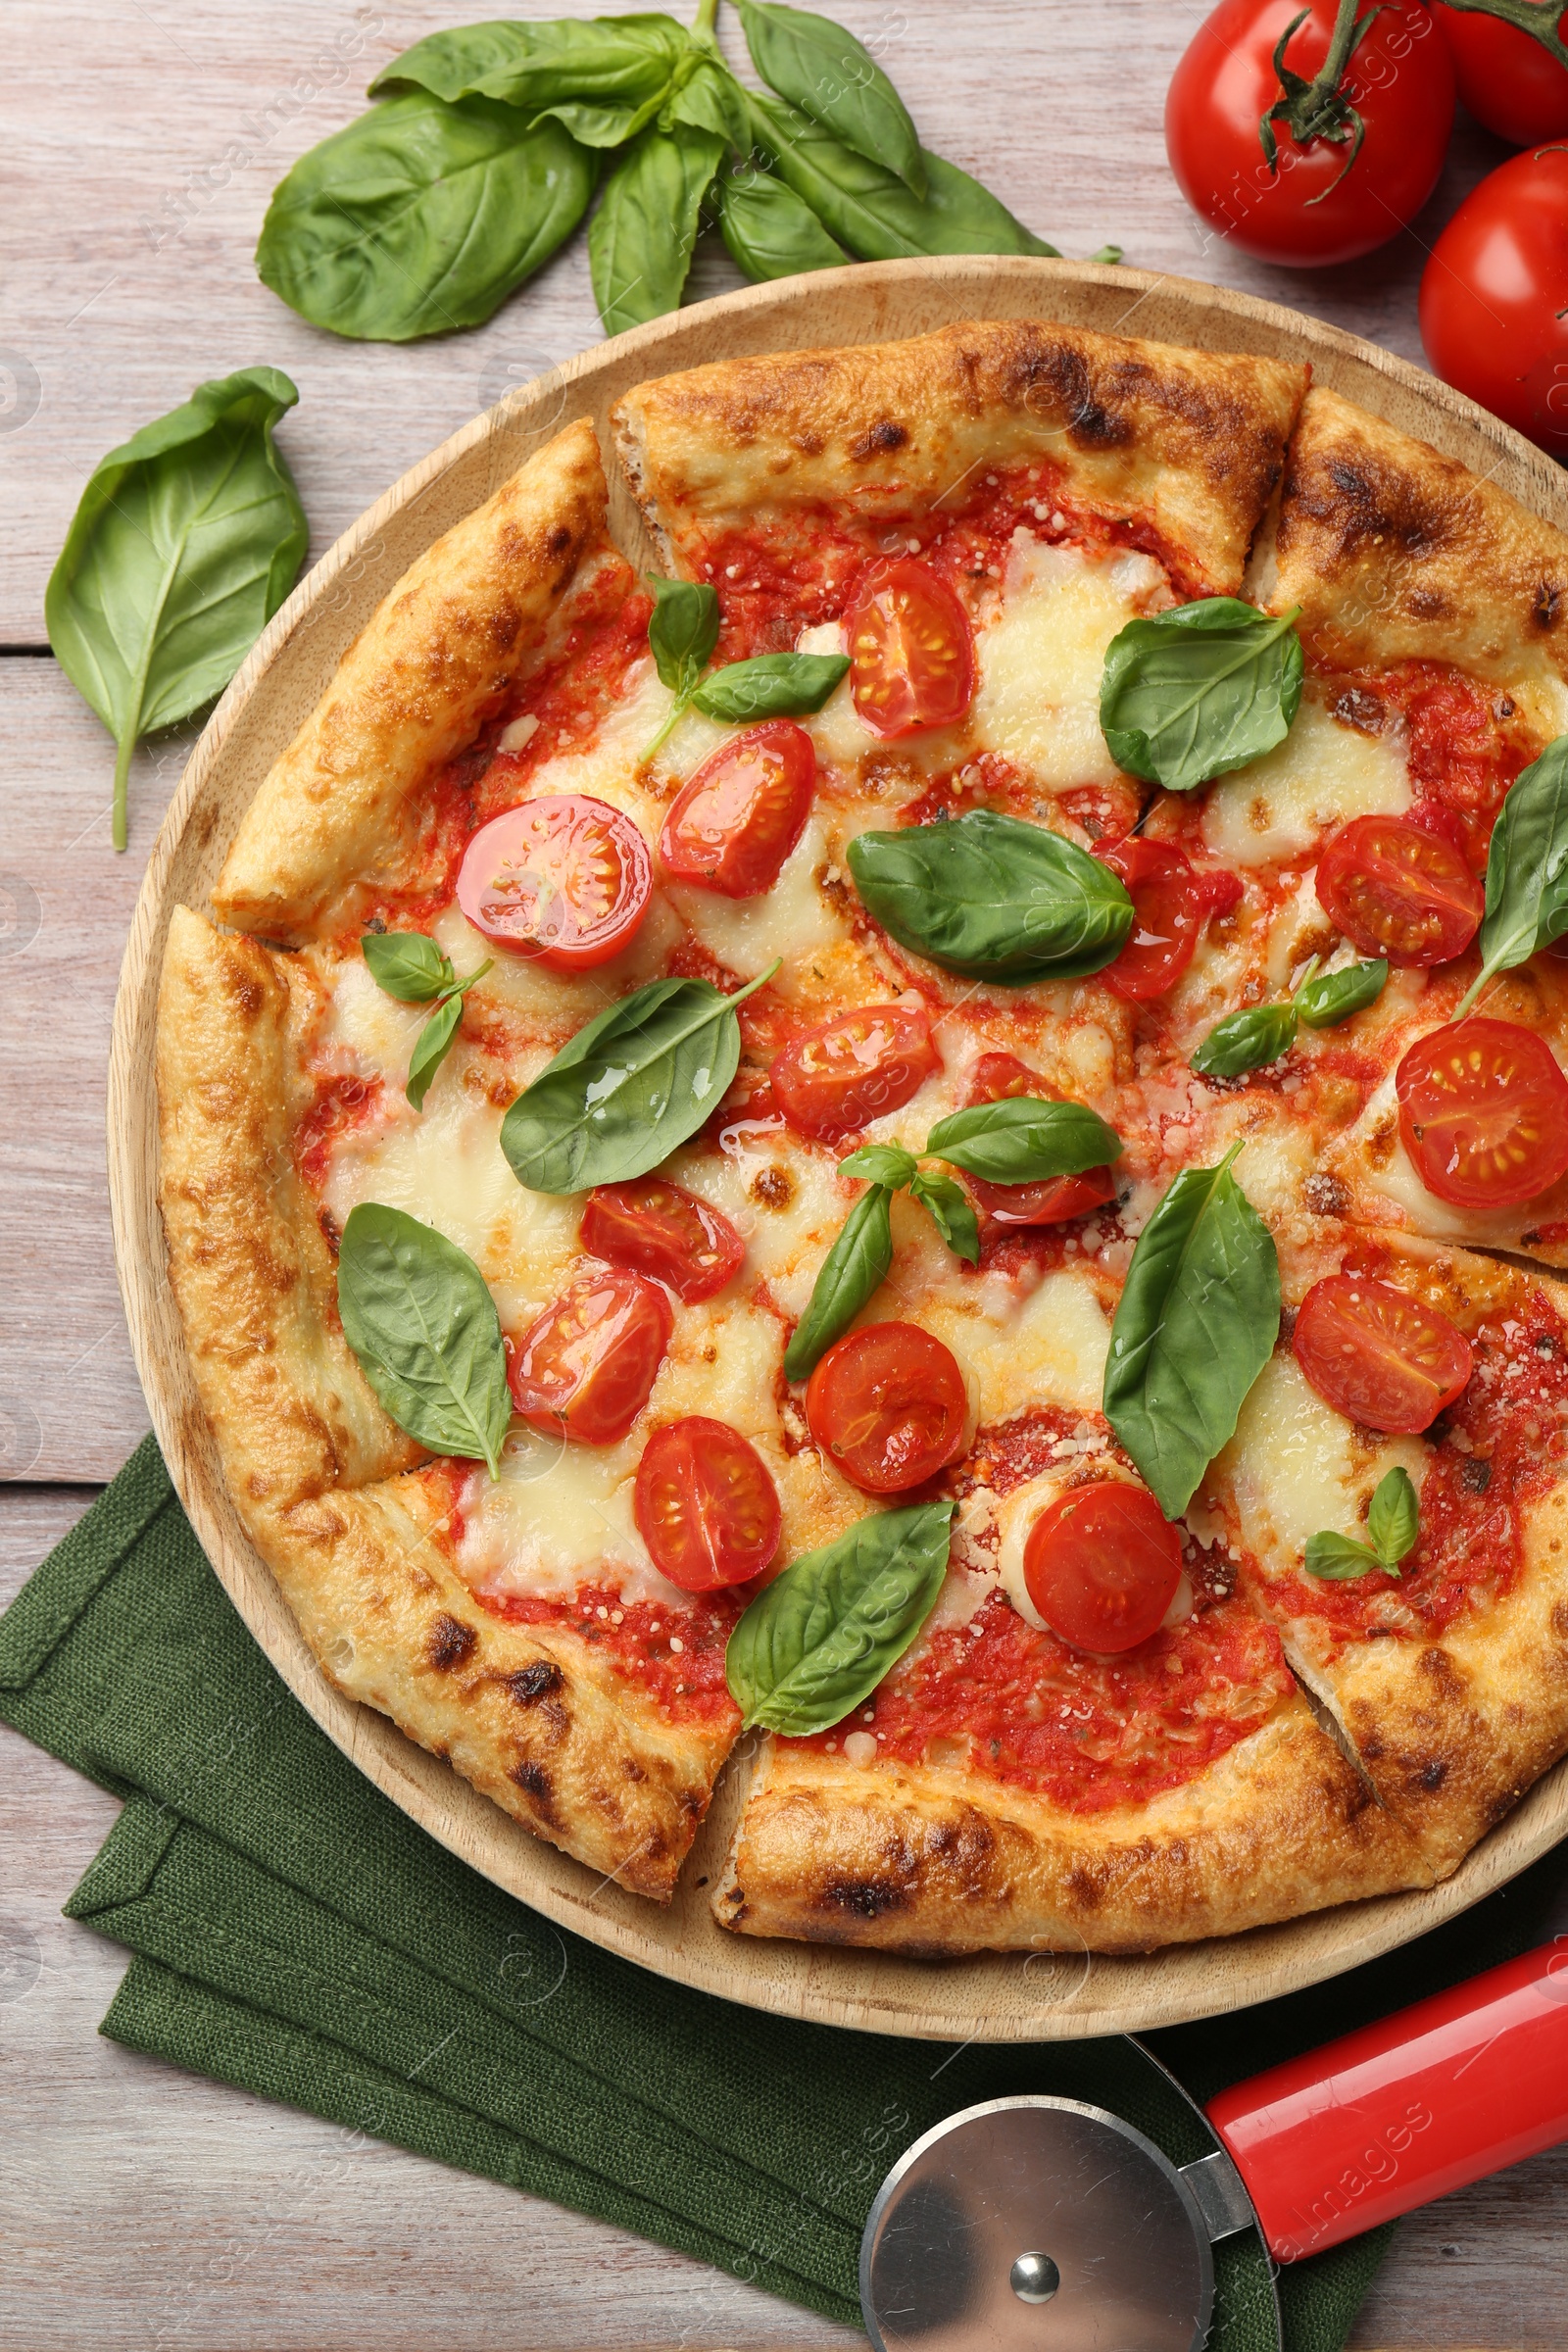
[{"left": 861, "top": 1936, "right": 1568, "bottom": 2352}]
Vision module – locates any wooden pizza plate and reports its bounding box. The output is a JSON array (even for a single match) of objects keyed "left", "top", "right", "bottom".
[{"left": 108, "top": 256, "right": 1568, "bottom": 2041}]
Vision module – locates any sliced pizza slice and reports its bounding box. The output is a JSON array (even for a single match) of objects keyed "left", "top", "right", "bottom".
[{"left": 1203, "top": 1224, "right": 1568, "bottom": 1876}]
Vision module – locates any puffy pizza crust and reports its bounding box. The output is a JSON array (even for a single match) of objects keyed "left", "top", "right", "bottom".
[
  {"left": 215, "top": 417, "right": 627, "bottom": 946},
  {"left": 157, "top": 907, "right": 733, "bottom": 1898},
  {"left": 612, "top": 319, "right": 1307, "bottom": 597},
  {"left": 713, "top": 1692, "right": 1429, "bottom": 1954},
  {"left": 1263, "top": 385, "right": 1568, "bottom": 689}
]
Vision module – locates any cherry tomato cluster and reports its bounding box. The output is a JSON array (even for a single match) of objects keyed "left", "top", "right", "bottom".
[{"left": 1166, "top": 0, "right": 1568, "bottom": 452}]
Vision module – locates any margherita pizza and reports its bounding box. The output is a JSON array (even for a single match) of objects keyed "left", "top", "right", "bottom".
[{"left": 156, "top": 317, "right": 1568, "bottom": 1956}]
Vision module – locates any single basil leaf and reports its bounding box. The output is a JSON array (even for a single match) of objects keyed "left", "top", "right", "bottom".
[
  {"left": 537, "top": 91, "right": 668, "bottom": 146},
  {"left": 1367, "top": 1464, "right": 1419, "bottom": 1570},
  {"left": 664, "top": 57, "right": 755, "bottom": 149},
  {"left": 1455, "top": 735, "right": 1568, "bottom": 1018},
  {"left": 725, "top": 1498, "right": 955, "bottom": 1734},
  {"left": 646, "top": 572, "right": 721, "bottom": 694},
  {"left": 501, "top": 965, "right": 775, "bottom": 1194},
  {"left": 848, "top": 810, "right": 1134, "bottom": 984},
  {"left": 337, "top": 1204, "right": 511, "bottom": 1477},
  {"left": 782, "top": 1185, "right": 894, "bottom": 1382},
  {"left": 925, "top": 1098, "right": 1123, "bottom": 1184},
  {"left": 1303, "top": 1529, "right": 1383, "bottom": 1581},
  {"left": 1297, "top": 958, "right": 1389, "bottom": 1030},
  {"left": 837, "top": 1142, "right": 917, "bottom": 1189},
  {"left": 257, "top": 95, "right": 596, "bottom": 342},
  {"left": 907, "top": 1169, "right": 980, "bottom": 1267},
  {"left": 362, "top": 930, "right": 455, "bottom": 1003},
  {"left": 1190, "top": 1001, "right": 1298, "bottom": 1080},
  {"left": 1100, "top": 599, "right": 1304, "bottom": 794},
  {"left": 737, "top": 0, "right": 925, "bottom": 197},
  {"left": 716, "top": 165, "right": 850, "bottom": 280},
  {"left": 371, "top": 18, "right": 686, "bottom": 106},
  {"left": 748, "top": 92, "right": 1058, "bottom": 261},
  {"left": 45, "top": 368, "right": 307, "bottom": 854},
  {"left": 589, "top": 125, "right": 724, "bottom": 336},
  {"left": 693, "top": 649, "right": 850, "bottom": 719},
  {"left": 406, "top": 992, "right": 466, "bottom": 1111},
  {"left": 1102, "top": 1149, "right": 1281, "bottom": 1519}
]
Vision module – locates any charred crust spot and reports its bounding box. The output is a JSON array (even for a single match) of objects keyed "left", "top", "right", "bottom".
[
  {"left": 820, "top": 1877, "right": 905, "bottom": 1920},
  {"left": 1551, "top": 1601, "right": 1568, "bottom": 1639},
  {"left": 1332, "top": 688, "right": 1385, "bottom": 735},
  {"left": 428, "top": 1613, "right": 477, "bottom": 1671},
  {"left": 547, "top": 522, "right": 575, "bottom": 560},
  {"left": 507, "top": 1661, "right": 564, "bottom": 1705},
  {"left": 623, "top": 1758, "right": 647, "bottom": 1783},
  {"left": 510, "top": 1760, "right": 558, "bottom": 1821},
  {"left": 1418, "top": 1758, "right": 1448, "bottom": 1793},
  {"left": 1535, "top": 579, "right": 1563, "bottom": 629},
  {"left": 849, "top": 418, "right": 907, "bottom": 460},
  {"left": 750, "top": 1164, "right": 794, "bottom": 1210},
  {"left": 1458, "top": 1455, "right": 1493, "bottom": 1494},
  {"left": 1304, "top": 1172, "right": 1351, "bottom": 1218}
]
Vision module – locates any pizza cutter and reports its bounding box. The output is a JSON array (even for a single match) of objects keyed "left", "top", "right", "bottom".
[{"left": 859, "top": 1936, "right": 1568, "bottom": 2352}]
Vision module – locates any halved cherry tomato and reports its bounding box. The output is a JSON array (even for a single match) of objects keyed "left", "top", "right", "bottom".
[
  {"left": 847, "top": 558, "right": 976, "bottom": 738},
  {"left": 660, "top": 721, "right": 815, "bottom": 899},
  {"left": 1294, "top": 1273, "right": 1472, "bottom": 1434},
  {"left": 1023, "top": 1480, "right": 1183, "bottom": 1654},
  {"left": 633, "top": 1417, "right": 782, "bottom": 1592},
  {"left": 805, "top": 1321, "right": 968, "bottom": 1494},
  {"left": 457, "top": 794, "right": 651, "bottom": 969},
  {"left": 1315, "top": 814, "right": 1484, "bottom": 966},
  {"left": 1094, "top": 838, "right": 1239, "bottom": 1001},
  {"left": 579, "top": 1178, "right": 745, "bottom": 1302},
  {"left": 1434, "top": 4, "right": 1568, "bottom": 146},
  {"left": 770, "top": 1004, "right": 939, "bottom": 1139},
  {"left": 962, "top": 1052, "right": 1117, "bottom": 1225},
  {"left": 1396, "top": 1018, "right": 1568, "bottom": 1208},
  {"left": 508, "top": 1268, "right": 671, "bottom": 1446}
]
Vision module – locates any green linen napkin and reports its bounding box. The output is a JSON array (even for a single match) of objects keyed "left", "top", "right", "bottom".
[{"left": 4, "top": 1440, "right": 1566, "bottom": 2350}]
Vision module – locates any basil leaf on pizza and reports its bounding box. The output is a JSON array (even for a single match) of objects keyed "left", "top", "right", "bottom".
[
  {"left": 405, "top": 993, "right": 466, "bottom": 1112},
  {"left": 716, "top": 168, "right": 850, "bottom": 280},
  {"left": 837, "top": 1142, "right": 918, "bottom": 1189},
  {"left": 783, "top": 1184, "right": 894, "bottom": 1381},
  {"left": 1297, "top": 957, "right": 1389, "bottom": 1028},
  {"left": 362, "top": 931, "right": 456, "bottom": 1003},
  {"left": 257, "top": 94, "right": 597, "bottom": 342},
  {"left": 337, "top": 1204, "right": 512, "bottom": 1478},
  {"left": 45, "top": 368, "right": 307, "bottom": 854},
  {"left": 1455, "top": 734, "right": 1568, "bottom": 1017},
  {"left": 925, "top": 1098, "right": 1123, "bottom": 1184},
  {"left": 906, "top": 1169, "right": 979, "bottom": 1265},
  {"left": 1100, "top": 599, "right": 1304, "bottom": 794},
  {"left": 847, "top": 810, "right": 1135, "bottom": 982},
  {"left": 726, "top": 1498, "right": 956, "bottom": 1734},
  {"left": 590, "top": 126, "right": 724, "bottom": 337},
  {"left": 1305, "top": 1467, "right": 1420, "bottom": 1581},
  {"left": 1190, "top": 999, "right": 1298, "bottom": 1079},
  {"left": 736, "top": 0, "right": 926, "bottom": 197},
  {"left": 692, "top": 649, "right": 850, "bottom": 719},
  {"left": 501, "top": 964, "right": 777, "bottom": 1194},
  {"left": 1102, "top": 1148, "right": 1281, "bottom": 1519}
]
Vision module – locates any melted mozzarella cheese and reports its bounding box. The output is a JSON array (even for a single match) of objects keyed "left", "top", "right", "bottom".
[
  {"left": 969, "top": 538, "right": 1165, "bottom": 789},
  {"left": 1330, "top": 1071, "right": 1510, "bottom": 1245},
  {"left": 665, "top": 814, "right": 849, "bottom": 986},
  {"left": 1219, "top": 1352, "right": 1428, "bottom": 1564},
  {"left": 1201, "top": 695, "right": 1411, "bottom": 866}
]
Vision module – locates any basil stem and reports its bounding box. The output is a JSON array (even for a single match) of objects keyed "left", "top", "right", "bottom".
[
  {"left": 782, "top": 1184, "right": 895, "bottom": 1381},
  {"left": 1100, "top": 599, "right": 1304, "bottom": 795},
  {"left": 45, "top": 368, "right": 307, "bottom": 853},
  {"left": 848, "top": 810, "right": 1135, "bottom": 983},
  {"left": 643, "top": 571, "right": 722, "bottom": 757},
  {"left": 925, "top": 1098, "right": 1123, "bottom": 1184},
  {"left": 906, "top": 1169, "right": 979, "bottom": 1265},
  {"left": 1102, "top": 1145, "right": 1280, "bottom": 1519},
  {"left": 692, "top": 650, "right": 849, "bottom": 720},
  {"left": 717, "top": 166, "right": 850, "bottom": 280},
  {"left": 337, "top": 1204, "right": 513, "bottom": 1478},
  {"left": 736, "top": 0, "right": 926, "bottom": 197},
  {"left": 1454, "top": 735, "right": 1568, "bottom": 1018},
  {"left": 1305, "top": 1466, "right": 1419, "bottom": 1580},
  {"left": 589, "top": 124, "right": 724, "bottom": 338},
  {"left": 725, "top": 1498, "right": 956, "bottom": 1734},
  {"left": 501, "top": 963, "right": 777, "bottom": 1195}
]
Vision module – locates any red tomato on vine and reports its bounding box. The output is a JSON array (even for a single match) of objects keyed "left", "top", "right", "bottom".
[
  {"left": 1420, "top": 143, "right": 1568, "bottom": 453},
  {"left": 1434, "top": 2, "right": 1568, "bottom": 144},
  {"left": 1165, "top": 0, "right": 1455, "bottom": 267}
]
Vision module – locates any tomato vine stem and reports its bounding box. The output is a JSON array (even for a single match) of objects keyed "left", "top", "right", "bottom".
[{"left": 1258, "top": 0, "right": 1392, "bottom": 201}]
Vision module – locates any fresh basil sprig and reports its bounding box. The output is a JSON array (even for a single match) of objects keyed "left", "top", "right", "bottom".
[
  {"left": 1100, "top": 600, "right": 1304, "bottom": 794},
  {"left": 257, "top": 94, "right": 597, "bottom": 342},
  {"left": 1453, "top": 735, "right": 1568, "bottom": 1018},
  {"left": 1190, "top": 956, "right": 1388, "bottom": 1080},
  {"left": 783, "top": 1138, "right": 981, "bottom": 1383},
  {"left": 848, "top": 810, "right": 1135, "bottom": 984},
  {"left": 643, "top": 573, "right": 721, "bottom": 756},
  {"left": 501, "top": 963, "right": 776, "bottom": 1194},
  {"left": 725, "top": 1498, "right": 955, "bottom": 1734},
  {"left": 362, "top": 932, "right": 493, "bottom": 1110},
  {"left": 736, "top": 0, "right": 925, "bottom": 195},
  {"left": 1304, "top": 1467, "right": 1419, "bottom": 1582},
  {"left": 692, "top": 650, "right": 850, "bottom": 721},
  {"left": 1102, "top": 1145, "right": 1281, "bottom": 1519},
  {"left": 924, "top": 1098, "right": 1123, "bottom": 1185},
  {"left": 45, "top": 368, "right": 307, "bottom": 853},
  {"left": 337, "top": 1204, "right": 512, "bottom": 1477}
]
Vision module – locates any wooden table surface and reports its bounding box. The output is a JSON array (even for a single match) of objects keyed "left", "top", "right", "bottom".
[{"left": 5, "top": 1, "right": 1567, "bottom": 2342}]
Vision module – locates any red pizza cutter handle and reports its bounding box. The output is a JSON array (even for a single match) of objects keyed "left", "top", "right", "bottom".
[{"left": 1203, "top": 1940, "right": 1568, "bottom": 2263}]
